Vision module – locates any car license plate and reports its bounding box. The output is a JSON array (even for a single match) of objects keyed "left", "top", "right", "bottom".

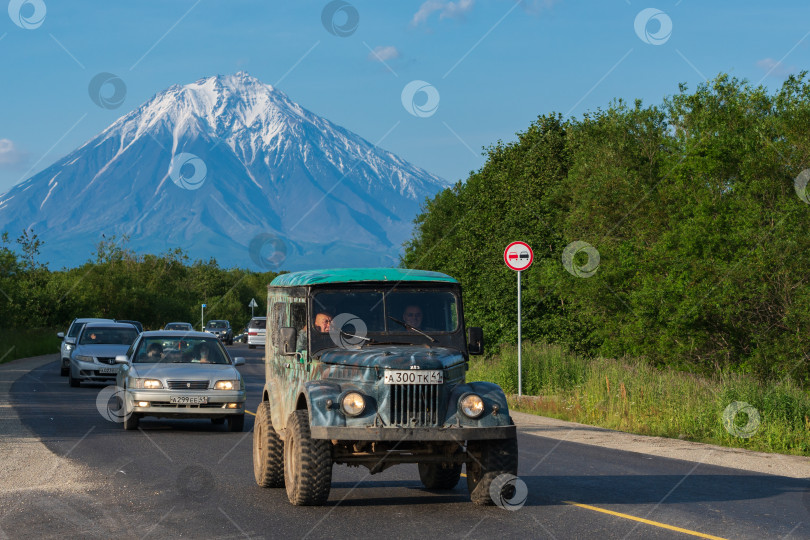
[
  {"left": 383, "top": 370, "right": 443, "bottom": 385},
  {"left": 170, "top": 396, "right": 208, "bottom": 404},
  {"left": 98, "top": 367, "right": 117, "bottom": 374}
]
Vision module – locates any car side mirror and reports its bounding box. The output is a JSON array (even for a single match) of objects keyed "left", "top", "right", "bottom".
[
  {"left": 467, "top": 327, "right": 484, "bottom": 355},
  {"left": 233, "top": 357, "right": 245, "bottom": 366},
  {"left": 65, "top": 337, "right": 76, "bottom": 345},
  {"left": 57, "top": 332, "right": 65, "bottom": 340},
  {"left": 279, "top": 327, "right": 297, "bottom": 356},
  {"left": 114, "top": 355, "right": 128, "bottom": 364}
]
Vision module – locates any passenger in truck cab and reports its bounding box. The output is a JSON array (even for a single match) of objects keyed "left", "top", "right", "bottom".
[{"left": 402, "top": 305, "right": 424, "bottom": 330}]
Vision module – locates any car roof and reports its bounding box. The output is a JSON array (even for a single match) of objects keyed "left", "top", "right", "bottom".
[
  {"left": 141, "top": 330, "right": 218, "bottom": 339},
  {"left": 269, "top": 268, "right": 458, "bottom": 287},
  {"left": 73, "top": 318, "right": 114, "bottom": 324},
  {"left": 207, "top": 319, "right": 229, "bottom": 323},
  {"left": 165, "top": 322, "right": 193, "bottom": 326}
]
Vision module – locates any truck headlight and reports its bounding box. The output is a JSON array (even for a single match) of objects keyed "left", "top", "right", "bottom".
[
  {"left": 459, "top": 393, "right": 485, "bottom": 418},
  {"left": 214, "top": 380, "right": 239, "bottom": 390},
  {"left": 341, "top": 392, "right": 365, "bottom": 416},
  {"left": 133, "top": 378, "right": 163, "bottom": 389}
]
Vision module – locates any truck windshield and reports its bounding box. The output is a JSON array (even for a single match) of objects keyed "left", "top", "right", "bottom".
[{"left": 310, "top": 289, "right": 459, "bottom": 338}]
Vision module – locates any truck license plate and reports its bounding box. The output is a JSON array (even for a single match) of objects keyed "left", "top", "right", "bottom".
[{"left": 383, "top": 370, "right": 443, "bottom": 385}]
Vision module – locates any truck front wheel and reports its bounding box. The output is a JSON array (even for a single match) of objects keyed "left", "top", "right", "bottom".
[
  {"left": 284, "top": 410, "right": 332, "bottom": 505},
  {"left": 418, "top": 462, "right": 462, "bottom": 490},
  {"left": 253, "top": 402, "right": 284, "bottom": 487},
  {"left": 466, "top": 436, "right": 518, "bottom": 505}
]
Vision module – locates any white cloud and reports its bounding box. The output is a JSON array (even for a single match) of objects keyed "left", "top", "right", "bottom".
[
  {"left": 368, "top": 45, "right": 401, "bottom": 62},
  {"left": 756, "top": 57, "right": 796, "bottom": 78},
  {"left": 411, "top": 0, "right": 474, "bottom": 27},
  {"left": 0, "top": 139, "right": 26, "bottom": 167},
  {"left": 520, "top": 0, "right": 559, "bottom": 15}
]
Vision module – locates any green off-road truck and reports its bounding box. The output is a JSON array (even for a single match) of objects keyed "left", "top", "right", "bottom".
[{"left": 252, "top": 268, "right": 518, "bottom": 505}]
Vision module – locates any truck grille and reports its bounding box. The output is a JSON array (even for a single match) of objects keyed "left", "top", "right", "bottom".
[
  {"left": 166, "top": 380, "right": 209, "bottom": 390},
  {"left": 389, "top": 384, "right": 440, "bottom": 427}
]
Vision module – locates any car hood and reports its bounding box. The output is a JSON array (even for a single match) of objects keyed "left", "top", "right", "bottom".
[
  {"left": 318, "top": 346, "right": 465, "bottom": 370},
  {"left": 128, "top": 363, "right": 240, "bottom": 380},
  {"left": 73, "top": 344, "right": 131, "bottom": 357}
]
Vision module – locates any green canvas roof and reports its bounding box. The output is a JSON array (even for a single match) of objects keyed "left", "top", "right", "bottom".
[{"left": 269, "top": 268, "right": 458, "bottom": 287}]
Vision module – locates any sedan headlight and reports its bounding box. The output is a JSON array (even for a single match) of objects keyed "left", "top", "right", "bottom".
[
  {"left": 213, "top": 380, "right": 239, "bottom": 390},
  {"left": 341, "top": 392, "right": 365, "bottom": 416},
  {"left": 132, "top": 378, "right": 163, "bottom": 389},
  {"left": 459, "top": 393, "right": 485, "bottom": 418},
  {"left": 74, "top": 355, "right": 94, "bottom": 363}
]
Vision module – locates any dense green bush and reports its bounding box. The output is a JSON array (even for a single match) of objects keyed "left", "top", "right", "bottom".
[{"left": 404, "top": 73, "right": 810, "bottom": 385}]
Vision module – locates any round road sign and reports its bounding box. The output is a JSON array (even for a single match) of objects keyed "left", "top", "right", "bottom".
[{"left": 504, "top": 241, "right": 533, "bottom": 271}]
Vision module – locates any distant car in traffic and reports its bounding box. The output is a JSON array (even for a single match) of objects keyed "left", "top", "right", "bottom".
[
  {"left": 57, "top": 317, "right": 114, "bottom": 376},
  {"left": 116, "top": 319, "right": 144, "bottom": 333},
  {"left": 68, "top": 322, "right": 140, "bottom": 387},
  {"left": 246, "top": 317, "right": 266, "bottom": 349},
  {"left": 205, "top": 319, "right": 234, "bottom": 345},
  {"left": 164, "top": 322, "right": 193, "bottom": 331},
  {"left": 114, "top": 330, "right": 246, "bottom": 431}
]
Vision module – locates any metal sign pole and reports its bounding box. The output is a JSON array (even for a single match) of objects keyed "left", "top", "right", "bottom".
[
  {"left": 517, "top": 270, "right": 522, "bottom": 397},
  {"left": 201, "top": 304, "right": 205, "bottom": 331}
]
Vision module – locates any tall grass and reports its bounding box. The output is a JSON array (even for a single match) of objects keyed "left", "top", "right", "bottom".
[
  {"left": 468, "top": 342, "right": 810, "bottom": 456},
  {"left": 0, "top": 328, "right": 61, "bottom": 364}
]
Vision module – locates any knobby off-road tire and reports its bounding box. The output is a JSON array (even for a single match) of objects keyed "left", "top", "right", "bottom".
[
  {"left": 228, "top": 413, "right": 245, "bottom": 432},
  {"left": 466, "top": 436, "right": 518, "bottom": 505},
  {"left": 284, "top": 410, "right": 332, "bottom": 506},
  {"left": 253, "top": 402, "right": 284, "bottom": 488},
  {"left": 418, "top": 462, "right": 462, "bottom": 490}
]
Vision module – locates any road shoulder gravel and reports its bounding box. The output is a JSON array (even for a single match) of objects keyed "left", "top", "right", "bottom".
[{"left": 512, "top": 410, "right": 810, "bottom": 479}]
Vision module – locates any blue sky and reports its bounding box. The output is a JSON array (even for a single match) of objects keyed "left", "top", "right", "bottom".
[{"left": 1, "top": 0, "right": 808, "bottom": 194}]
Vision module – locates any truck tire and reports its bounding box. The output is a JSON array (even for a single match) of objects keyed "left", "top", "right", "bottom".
[
  {"left": 253, "top": 402, "right": 284, "bottom": 488},
  {"left": 466, "top": 436, "right": 518, "bottom": 505},
  {"left": 418, "top": 462, "right": 462, "bottom": 490},
  {"left": 228, "top": 413, "right": 245, "bottom": 432},
  {"left": 284, "top": 410, "right": 332, "bottom": 505}
]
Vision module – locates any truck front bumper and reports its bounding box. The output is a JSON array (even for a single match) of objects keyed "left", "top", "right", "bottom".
[{"left": 309, "top": 424, "right": 516, "bottom": 441}]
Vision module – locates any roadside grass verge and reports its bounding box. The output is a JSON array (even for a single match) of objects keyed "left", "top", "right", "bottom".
[
  {"left": 0, "top": 328, "right": 60, "bottom": 364},
  {"left": 468, "top": 342, "right": 810, "bottom": 456}
]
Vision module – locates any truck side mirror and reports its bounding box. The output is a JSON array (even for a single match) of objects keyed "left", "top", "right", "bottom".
[
  {"left": 467, "top": 327, "right": 484, "bottom": 355},
  {"left": 279, "top": 327, "right": 298, "bottom": 356}
]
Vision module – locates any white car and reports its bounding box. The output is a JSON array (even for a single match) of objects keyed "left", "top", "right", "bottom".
[
  {"left": 57, "top": 317, "right": 114, "bottom": 376},
  {"left": 247, "top": 317, "right": 266, "bottom": 349},
  {"left": 68, "top": 322, "right": 140, "bottom": 387},
  {"left": 115, "top": 331, "right": 246, "bottom": 431}
]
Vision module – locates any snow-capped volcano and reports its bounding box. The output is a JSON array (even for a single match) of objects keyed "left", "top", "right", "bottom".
[{"left": 0, "top": 72, "right": 447, "bottom": 269}]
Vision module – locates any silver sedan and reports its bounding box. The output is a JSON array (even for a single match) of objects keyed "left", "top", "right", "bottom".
[
  {"left": 69, "top": 322, "right": 139, "bottom": 387},
  {"left": 115, "top": 331, "right": 247, "bottom": 431}
]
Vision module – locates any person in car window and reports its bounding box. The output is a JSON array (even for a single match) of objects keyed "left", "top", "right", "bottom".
[
  {"left": 192, "top": 342, "right": 213, "bottom": 363},
  {"left": 147, "top": 343, "right": 163, "bottom": 361},
  {"left": 314, "top": 312, "right": 333, "bottom": 333},
  {"left": 402, "top": 305, "right": 424, "bottom": 330}
]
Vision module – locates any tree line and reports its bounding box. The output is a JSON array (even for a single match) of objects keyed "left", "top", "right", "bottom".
[
  {"left": 0, "top": 232, "right": 277, "bottom": 333},
  {"left": 402, "top": 73, "right": 810, "bottom": 385}
]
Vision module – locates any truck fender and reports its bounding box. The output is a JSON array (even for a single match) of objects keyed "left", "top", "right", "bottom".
[{"left": 446, "top": 381, "right": 512, "bottom": 427}]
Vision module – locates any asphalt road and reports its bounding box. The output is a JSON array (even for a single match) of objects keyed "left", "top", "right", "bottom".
[{"left": 5, "top": 344, "right": 809, "bottom": 539}]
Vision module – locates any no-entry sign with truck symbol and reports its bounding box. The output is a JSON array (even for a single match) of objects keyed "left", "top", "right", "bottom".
[{"left": 504, "top": 241, "right": 533, "bottom": 271}]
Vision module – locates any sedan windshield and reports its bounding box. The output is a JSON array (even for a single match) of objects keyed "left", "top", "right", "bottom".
[
  {"left": 135, "top": 337, "right": 229, "bottom": 364},
  {"left": 79, "top": 327, "right": 138, "bottom": 345},
  {"left": 165, "top": 323, "right": 192, "bottom": 331}
]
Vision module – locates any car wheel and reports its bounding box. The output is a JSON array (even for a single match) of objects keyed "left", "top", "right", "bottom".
[
  {"left": 68, "top": 370, "right": 80, "bottom": 388},
  {"left": 284, "top": 410, "right": 332, "bottom": 506},
  {"left": 419, "top": 462, "right": 462, "bottom": 490},
  {"left": 228, "top": 414, "right": 245, "bottom": 432},
  {"left": 466, "top": 436, "right": 518, "bottom": 505},
  {"left": 60, "top": 360, "right": 69, "bottom": 377},
  {"left": 123, "top": 412, "right": 140, "bottom": 431},
  {"left": 253, "top": 402, "right": 284, "bottom": 488}
]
